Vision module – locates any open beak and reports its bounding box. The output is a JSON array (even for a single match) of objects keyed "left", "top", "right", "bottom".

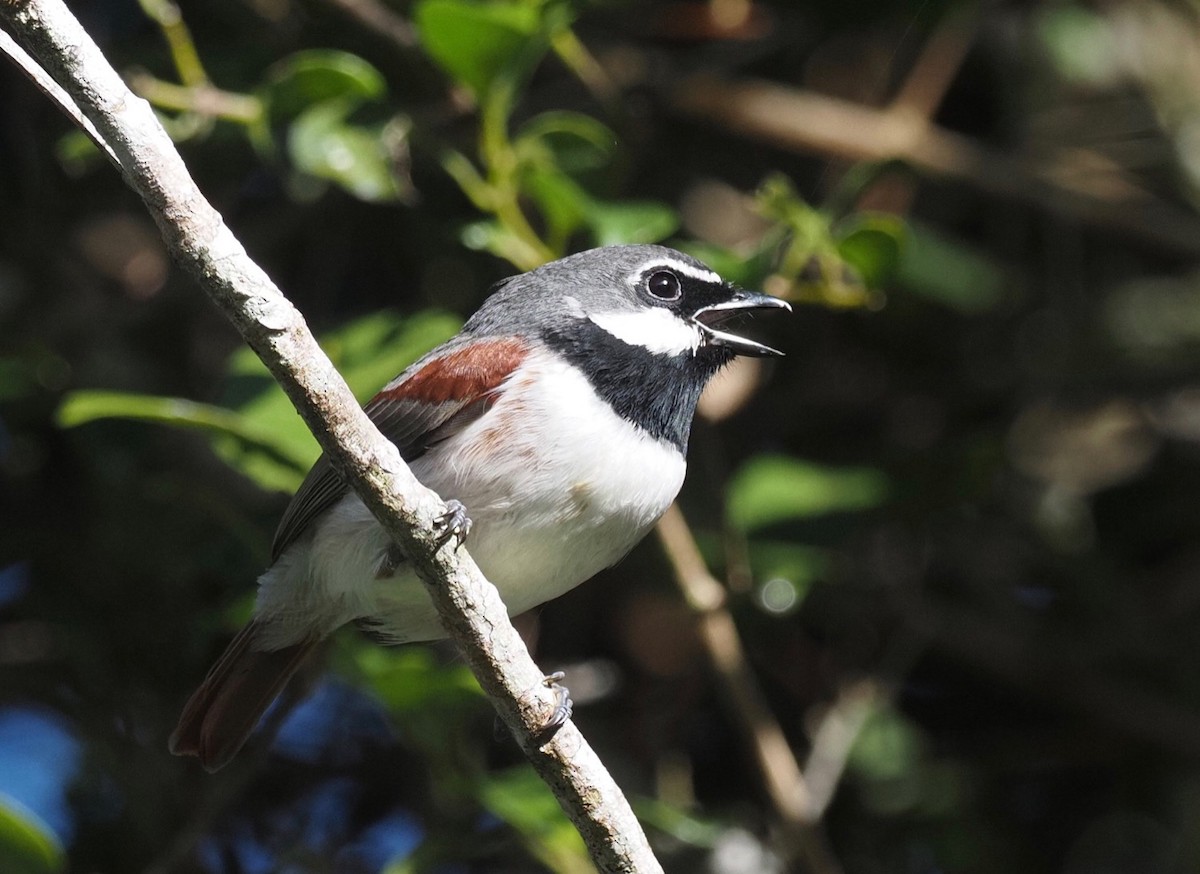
[{"left": 691, "top": 290, "right": 791, "bottom": 357}]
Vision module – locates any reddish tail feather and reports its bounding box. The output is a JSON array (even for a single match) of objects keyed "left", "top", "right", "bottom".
[{"left": 169, "top": 621, "right": 318, "bottom": 771}]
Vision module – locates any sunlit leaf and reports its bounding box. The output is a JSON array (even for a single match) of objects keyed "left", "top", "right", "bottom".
[
  {"left": 459, "top": 218, "right": 541, "bottom": 265},
  {"left": 515, "top": 111, "right": 616, "bottom": 174},
  {"left": 326, "top": 310, "right": 462, "bottom": 394},
  {"left": 58, "top": 390, "right": 260, "bottom": 439},
  {"left": 352, "top": 647, "right": 482, "bottom": 713},
  {"left": 262, "top": 50, "right": 387, "bottom": 120},
  {"left": 478, "top": 767, "right": 591, "bottom": 874},
  {"left": 288, "top": 101, "right": 408, "bottom": 202},
  {"left": 415, "top": 0, "right": 547, "bottom": 97},
  {"left": 218, "top": 310, "right": 460, "bottom": 490},
  {"left": 0, "top": 799, "right": 62, "bottom": 874},
  {"left": 633, "top": 797, "right": 724, "bottom": 848},
  {"left": 521, "top": 164, "right": 590, "bottom": 244},
  {"left": 727, "top": 455, "right": 889, "bottom": 532},
  {"left": 585, "top": 199, "right": 678, "bottom": 246},
  {"left": 59, "top": 311, "right": 461, "bottom": 494}
]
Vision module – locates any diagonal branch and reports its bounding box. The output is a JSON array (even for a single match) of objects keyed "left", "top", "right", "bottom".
[
  {"left": 0, "top": 1, "right": 661, "bottom": 870},
  {"left": 654, "top": 505, "right": 843, "bottom": 874}
]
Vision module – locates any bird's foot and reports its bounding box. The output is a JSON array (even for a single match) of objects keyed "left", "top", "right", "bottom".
[
  {"left": 538, "top": 671, "right": 573, "bottom": 737},
  {"left": 433, "top": 499, "right": 472, "bottom": 548},
  {"left": 492, "top": 672, "right": 574, "bottom": 744}
]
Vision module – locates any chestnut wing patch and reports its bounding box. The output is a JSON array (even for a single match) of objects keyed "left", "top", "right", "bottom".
[{"left": 270, "top": 338, "right": 529, "bottom": 560}]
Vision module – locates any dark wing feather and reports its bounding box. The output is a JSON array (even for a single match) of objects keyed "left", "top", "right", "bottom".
[{"left": 270, "top": 337, "right": 529, "bottom": 561}]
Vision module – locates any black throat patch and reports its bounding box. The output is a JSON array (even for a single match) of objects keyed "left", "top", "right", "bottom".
[{"left": 540, "top": 318, "right": 729, "bottom": 453}]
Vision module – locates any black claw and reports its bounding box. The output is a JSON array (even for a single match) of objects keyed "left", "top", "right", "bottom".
[
  {"left": 492, "top": 673, "right": 574, "bottom": 746},
  {"left": 538, "top": 671, "right": 573, "bottom": 739},
  {"left": 433, "top": 499, "right": 472, "bottom": 548}
]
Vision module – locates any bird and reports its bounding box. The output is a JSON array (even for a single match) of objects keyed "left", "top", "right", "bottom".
[{"left": 169, "top": 244, "right": 790, "bottom": 770}]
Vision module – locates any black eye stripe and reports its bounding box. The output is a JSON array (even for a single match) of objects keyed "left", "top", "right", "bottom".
[{"left": 646, "top": 270, "right": 682, "bottom": 301}]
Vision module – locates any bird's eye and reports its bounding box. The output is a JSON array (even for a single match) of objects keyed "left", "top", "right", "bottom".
[{"left": 646, "top": 270, "right": 682, "bottom": 301}]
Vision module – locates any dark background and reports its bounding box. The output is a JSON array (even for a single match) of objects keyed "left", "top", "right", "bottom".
[{"left": 4, "top": 0, "right": 1200, "bottom": 872}]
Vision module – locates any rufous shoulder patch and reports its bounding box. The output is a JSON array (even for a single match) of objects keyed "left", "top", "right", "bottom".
[{"left": 379, "top": 338, "right": 529, "bottom": 405}]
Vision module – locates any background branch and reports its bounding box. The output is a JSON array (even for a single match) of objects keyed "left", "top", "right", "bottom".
[
  {"left": 0, "top": 1, "right": 661, "bottom": 870},
  {"left": 655, "top": 504, "right": 843, "bottom": 874},
  {"left": 670, "top": 74, "right": 1200, "bottom": 257}
]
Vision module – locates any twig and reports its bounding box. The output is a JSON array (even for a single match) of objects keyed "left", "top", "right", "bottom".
[
  {"left": 0, "top": 26, "right": 119, "bottom": 168},
  {"left": 136, "top": 0, "right": 208, "bottom": 87},
  {"left": 800, "top": 678, "right": 879, "bottom": 821},
  {"left": 888, "top": 2, "right": 982, "bottom": 120},
  {"left": 126, "top": 70, "right": 263, "bottom": 123},
  {"left": 654, "top": 504, "right": 841, "bottom": 874},
  {"left": 0, "top": 2, "right": 662, "bottom": 870},
  {"left": 670, "top": 75, "right": 1200, "bottom": 257},
  {"left": 318, "top": 0, "right": 417, "bottom": 49}
]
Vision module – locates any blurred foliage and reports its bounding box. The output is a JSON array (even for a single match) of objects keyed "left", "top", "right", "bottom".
[
  {"left": 0, "top": 801, "right": 63, "bottom": 874},
  {"left": 7, "top": 0, "right": 1200, "bottom": 873}
]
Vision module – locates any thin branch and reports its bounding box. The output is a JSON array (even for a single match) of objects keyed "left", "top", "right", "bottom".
[
  {"left": 0, "top": 25, "right": 119, "bottom": 168},
  {"left": 0, "top": 2, "right": 661, "bottom": 871},
  {"left": 318, "top": 0, "right": 417, "bottom": 49},
  {"left": 800, "top": 678, "right": 879, "bottom": 821},
  {"left": 654, "top": 504, "right": 842, "bottom": 874},
  {"left": 126, "top": 70, "right": 263, "bottom": 123},
  {"left": 888, "top": 1, "right": 982, "bottom": 120},
  {"left": 670, "top": 75, "right": 1200, "bottom": 257}
]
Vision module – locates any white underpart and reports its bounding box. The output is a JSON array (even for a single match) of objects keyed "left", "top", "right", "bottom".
[
  {"left": 589, "top": 307, "right": 701, "bottom": 356},
  {"left": 626, "top": 257, "right": 722, "bottom": 285},
  {"left": 254, "top": 347, "right": 688, "bottom": 649}
]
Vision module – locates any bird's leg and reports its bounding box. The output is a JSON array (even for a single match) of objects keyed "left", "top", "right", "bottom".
[{"left": 433, "top": 499, "right": 472, "bottom": 548}]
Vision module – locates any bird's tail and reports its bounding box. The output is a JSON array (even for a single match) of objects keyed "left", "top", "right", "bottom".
[{"left": 169, "top": 620, "right": 318, "bottom": 772}]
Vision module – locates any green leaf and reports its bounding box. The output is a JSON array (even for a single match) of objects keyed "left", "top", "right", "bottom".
[
  {"left": 675, "top": 242, "right": 771, "bottom": 288},
  {"left": 585, "top": 199, "right": 679, "bottom": 246},
  {"left": 57, "top": 389, "right": 314, "bottom": 493},
  {"left": 478, "top": 768, "right": 591, "bottom": 874},
  {"left": 459, "top": 218, "right": 539, "bottom": 262},
  {"left": 849, "top": 705, "right": 925, "bottom": 783},
  {"left": 218, "top": 310, "right": 460, "bottom": 491},
  {"left": 746, "top": 541, "right": 830, "bottom": 614},
  {"left": 262, "top": 50, "right": 387, "bottom": 121},
  {"left": 897, "top": 222, "right": 1005, "bottom": 314},
  {"left": 837, "top": 214, "right": 905, "bottom": 289},
  {"left": 288, "top": 101, "right": 408, "bottom": 202},
  {"left": 515, "top": 111, "right": 616, "bottom": 174},
  {"left": 727, "top": 455, "right": 889, "bottom": 532},
  {"left": 633, "top": 797, "right": 724, "bottom": 848},
  {"left": 57, "top": 311, "right": 459, "bottom": 494},
  {"left": 415, "top": 0, "right": 546, "bottom": 98},
  {"left": 0, "top": 799, "right": 63, "bottom": 874},
  {"left": 54, "top": 130, "right": 102, "bottom": 177},
  {"left": 1037, "top": 7, "right": 1120, "bottom": 86},
  {"left": 353, "top": 646, "right": 482, "bottom": 713},
  {"left": 521, "top": 164, "right": 591, "bottom": 244}
]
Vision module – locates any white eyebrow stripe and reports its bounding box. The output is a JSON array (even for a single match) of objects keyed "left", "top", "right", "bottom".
[
  {"left": 626, "top": 257, "right": 723, "bottom": 285},
  {"left": 589, "top": 308, "right": 701, "bottom": 356}
]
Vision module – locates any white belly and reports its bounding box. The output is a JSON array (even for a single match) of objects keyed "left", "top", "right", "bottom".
[{"left": 254, "top": 349, "right": 686, "bottom": 647}]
